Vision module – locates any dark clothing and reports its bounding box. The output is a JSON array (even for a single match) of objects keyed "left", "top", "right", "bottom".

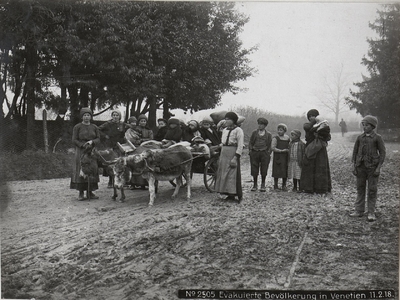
[
  {"left": 250, "top": 151, "right": 270, "bottom": 177},
  {"left": 99, "top": 120, "right": 127, "bottom": 149},
  {"left": 352, "top": 132, "right": 386, "bottom": 169},
  {"left": 300, "top": 146, "right": 331, "bottom": 193},
  {"left": 300, "top": 121, "right": 332, "bottom": 194},
  {"left": 200, "top": 127, "right": 221, "bottom": 146},
  {"left": 272, "top": 136, "right": 289, "bottom": 178},
  {"left": 354, "top": 162, "right": 379, "bottom": 214},
  {"left": 339, "top": 120, "right": 347, "bottom": 135},
  {"left": 249, "top": 130, "right": 272, "bottom": 152},
  {"left": 70, "top": 123, "right": 100, "bottom": 191},
  {"left": 181, "top": 128, "right": 201, "bottom": 143},
  {"left": 352, "top": 131, "right": 385, "bottom": 214},
  {"left": 304, "top": 121, "right": 317, "bottom": 146},
  {"left": 154, "top": 126, "right": 168, "bottom": 141},
  {"left": 249, "top": 129, "right": 272, "bottom": 177},
  {"left": 164, "top": 126, "right": 182, "bottom": 142}
]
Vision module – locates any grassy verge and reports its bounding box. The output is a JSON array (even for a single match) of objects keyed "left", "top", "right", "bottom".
[{"left": 0, "top": 151, "right": 73, "bottom": 182}]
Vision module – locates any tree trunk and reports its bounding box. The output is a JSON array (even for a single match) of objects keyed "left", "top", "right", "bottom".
[
  {"left": 148, "top": 96, "right": 157, "bottom": 130},
  {"left": 25, "top": 42, "right": 37, "bottom": 150},
  {"left": 162, "top": 99, "right": 173, "bottom": 119},
  {"left": 43, "top": 109, "right": 49, "bottom": 153}
]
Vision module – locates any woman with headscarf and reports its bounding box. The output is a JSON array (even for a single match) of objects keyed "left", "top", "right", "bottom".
[
  {"left": 182, "top": 120, "right": 202, "bottom": 143},
  {"left": 299, "top": 109, "right": 332, "bottom": 194},
  {"left": 288, "top": 129, "right": 305, "bottom": 192},
  {"left": 70, "top": 108, "right": 101, "bottom": 200},
  {"left": 271, "top": 123, "right": 290, "bottom": 191},
  {"left": 162, "top": 118, "right": 183, "bottom": 148},
  {"left": 135, "top": 114, "right": 153, "bottom": 146},
  {"left": 215, "top": 112, "right": 245, "bottom": 202},
  {"left": 99, "top": 110, "right": 129, "bottom": 150}
]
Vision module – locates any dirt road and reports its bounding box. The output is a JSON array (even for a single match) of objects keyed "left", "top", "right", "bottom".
[{"left": 1, "top": 132, "right": 399, "bottom": 299}]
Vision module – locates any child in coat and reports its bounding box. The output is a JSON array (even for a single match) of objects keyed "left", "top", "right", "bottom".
[
  {"left": 248, "top": 117, "right": 272, "bottom": 192},
  {"left": 288, "top": 129, "right": 305, "bottom": 192},
  {"left": 350, "top": 115, "right": 386, "bottom": 222},
  {"left": 271, "top": 123, "right": 290, "bottom": 191}
]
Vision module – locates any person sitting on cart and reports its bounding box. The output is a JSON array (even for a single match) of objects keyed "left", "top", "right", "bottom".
[
  {"left": 134, "top": 114, "right": 153, "bottom": 146},
  {"left": 200, "top": 116, "right": 221, "bottom": 146},
  {"left": 162, "top": 118, "right": 182, "bottom": 148},
  {"left": 182, "top": 120, "right": 202, "bottom": 143},
  {"left": 124, "top": 116, "right": 141, "bottom": 145},
  {"left": 154, "top": 118, "right": 168, "bottom": 141}
]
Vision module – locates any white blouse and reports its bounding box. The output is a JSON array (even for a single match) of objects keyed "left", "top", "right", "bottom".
[{"left": 221, "top": 126, "right": 245, "bottom": 156}]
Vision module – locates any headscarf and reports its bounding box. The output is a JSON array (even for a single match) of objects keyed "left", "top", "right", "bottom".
[
  {"left": 188, "top": 120, "right": 199, "bottom": 130},
  {"left": 307, "top": 109, "right": 319, "bottom": 121},
  {"left": 290, "top": 129, "right": 301, "bottom": 143},
  {"left": 277, "top": 123, "right": 288, "bottom": 132},
  {"left": 224, "top": 112, "right": 239, "bottom": 124},
  {"left": 80, "top": 107, "right": 93, "bottom": 119},
  {"left": 362, "top": 115, "right": 378, "bottom": 128},
  {"left": 128, "top": 116, "right": 137, "bottom": 123},
  {"left": 168, "top": 118, "right": 180, "bottom": 126},
  {"left": 137, "top": 114, "right": 148, "bottom": 122},
  {"left": 111, "top": 110, "right": 122, "bottom": 120},
  {"left": 202, "top": 116, "right": 213, "bottom": 125}
]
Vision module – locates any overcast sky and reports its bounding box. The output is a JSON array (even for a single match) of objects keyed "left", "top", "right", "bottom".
[{"left": 213, "top": 2, "right": 382, "bottom": 121}]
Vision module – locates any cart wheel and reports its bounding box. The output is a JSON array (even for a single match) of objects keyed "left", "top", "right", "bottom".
[{"left": 204, "top": 156, "right": 218, "bottom": 192}]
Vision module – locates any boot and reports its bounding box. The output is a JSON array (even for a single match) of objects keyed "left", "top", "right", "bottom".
[
  {"left": 282, "top": 184, "right": 288, "bottom": 191},
  {"left": 78, "top": 191, "right": 85, "bottom": 201},
  {"left": 87, "top": 191, "right": 99, "bottom": 199},
  {"left": 260, "top": 182, "right": 266, "bottom": 192},
  {"left": 251, "top": 176, "right": 258, "bottom": 191}
]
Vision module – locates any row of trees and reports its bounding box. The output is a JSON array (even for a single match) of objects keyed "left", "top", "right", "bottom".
[
  {"left": 0, "top": 0, "right": 255, "bottom": 149},
  {"left": 346, "top": 4, "right": 400, "bottom": 128}
]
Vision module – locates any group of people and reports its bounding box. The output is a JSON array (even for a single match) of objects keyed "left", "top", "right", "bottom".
[
  {"left": 70, "top": 108, "right": 224, "bottom": 200},
  {"left": 247, "top": 109, "right": 332, "bottom": 196},
  {"left": 70, "top": 108, "right": 386, "bottom": 222}
]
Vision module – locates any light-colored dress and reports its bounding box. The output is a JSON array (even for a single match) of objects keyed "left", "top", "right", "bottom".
[
  {"left": 215, "top": 126, "right": 244, "bottom": 198},
  {"left": 288, "top": 141, "right": 305, "bottom": 180}
]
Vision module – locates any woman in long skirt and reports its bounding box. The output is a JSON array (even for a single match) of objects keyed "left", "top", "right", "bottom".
[
  {"left": 215, "top": 112, "right": 245, "bottom": 202},
  {"left": 299, "top": 109, "right": 332, "bottom": 194},
  {"left": 70, "top": 107, "right": 101, "bottom": 201}
]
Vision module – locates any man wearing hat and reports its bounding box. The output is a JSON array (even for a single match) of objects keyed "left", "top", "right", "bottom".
[
  {"left": 350, "top": 115, "right": 386, "bottom": 222},
  {"left": 248, "top": 117, "right": 272, "bottom": 192}
]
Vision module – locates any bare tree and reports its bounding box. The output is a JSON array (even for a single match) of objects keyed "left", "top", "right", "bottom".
[{"left": 316, "top": 63, "right": 352, "bottom": 125}]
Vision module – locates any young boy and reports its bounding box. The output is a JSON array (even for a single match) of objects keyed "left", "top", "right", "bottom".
[
  {"left": 350, "top": 115, "right": 386, "bottom": 222},
  {"left": 248, "top": 117, "right": 272, "bottom": 192}
]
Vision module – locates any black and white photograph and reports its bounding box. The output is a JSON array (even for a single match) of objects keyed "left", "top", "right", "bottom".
[{"left": 0, "top": 1, "right": 399, "bottom": 299}]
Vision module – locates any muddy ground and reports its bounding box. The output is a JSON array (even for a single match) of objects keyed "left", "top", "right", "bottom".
[{"left": 1, "top": 132, "right": 399, "bottom": 300}]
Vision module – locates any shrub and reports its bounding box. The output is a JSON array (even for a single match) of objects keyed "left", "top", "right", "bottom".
[{"left": 0, "top": 150, "right": 73, "bottom": 181}]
